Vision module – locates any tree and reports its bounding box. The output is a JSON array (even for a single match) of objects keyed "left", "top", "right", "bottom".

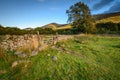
[
  {"left": 66, "top": 2, "right": 95, "bottom": 34},
  {"left": 0, "top": 25, "right": 5, "bottom": 35}
]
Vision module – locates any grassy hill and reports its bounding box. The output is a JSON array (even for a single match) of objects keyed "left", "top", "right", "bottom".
[
  {"left": 96, "top": 15, "right": 120, "bottom": 23},
  {"left": 42, "top": 23, "right": 72, "bottom": 30},
  {"left": 93, "top": 12, "right": 120, "bottom": 20},
  {"left": 57, "top": 24, "right": 71, "bottom": 30},
  {"left": 42, "top": 23, "right": 59, "bottom": 30}
]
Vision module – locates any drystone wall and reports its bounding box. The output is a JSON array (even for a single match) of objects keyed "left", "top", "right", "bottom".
[{"left": 0, "top": 35, "right": 58, "bottom": 57}]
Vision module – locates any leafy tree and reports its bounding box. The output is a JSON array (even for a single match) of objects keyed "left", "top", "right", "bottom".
[{"left": 66, "top": 2, "right": 95, "bottom": 34}]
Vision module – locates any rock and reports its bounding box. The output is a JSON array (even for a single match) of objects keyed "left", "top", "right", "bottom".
[
  {"left": 3, "top": 45, "right": 9, "bottom": 50},
  {"left": 81, "top": 41, "right": 85, "bottom": 44},
  {"left": 12, "top": 61, "right": 18, "bottom": 68},
  {"left": 1, "top": 42, "right": 7, "bottom": 45},
  {"left": 53, "top": 56, "right": 57, "bottom": 61},
  {"left": 24, "top": 35, "right": 28, "bottom": 40},
  {"left": 39, "top": 46, "right": 43, "bottom": 51},
  {"left": 18, "top": 52, "right": 27, "bottom": 57},
  {"left": 15, "top": 51, "right": 22, "bottom": 55},
  {"left": 31, "top": 50, "right": 38, "bottom": 56},
  {"left": 61, "top": 44, "right": 65, "bottom": 47},
  {"left": 47, "top": 54, "right": 50, "bottom": 57},
  {"left": 13, "top": 35, "right": 18, "bottom": 39},
  {"left": 66, "top": 51, "right": 70, "bottom": 54},
  {"left": 51, "top": 46, "right": 55, "bottom": 49},
  {"left": 24, "top": 64, "right": 27, "bottom": 68},
  {"left": 5, "top": 35, "right": 10, "bottom": 40},
  {"left": 19, "top": 36, "right": 24, "bottom": 39}
]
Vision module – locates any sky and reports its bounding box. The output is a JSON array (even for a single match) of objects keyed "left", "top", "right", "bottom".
[{"left": 0, "top": 0, "right": 120, "bottom": 29}]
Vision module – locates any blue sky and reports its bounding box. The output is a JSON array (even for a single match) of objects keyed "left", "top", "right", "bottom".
[{"left": 0, "top": 0, "right": 120, "bottom": 29}]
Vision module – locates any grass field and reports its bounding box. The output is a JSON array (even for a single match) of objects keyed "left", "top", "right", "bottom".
[{"left": 0, "top": 35, "right": 120, "bottom": 80}]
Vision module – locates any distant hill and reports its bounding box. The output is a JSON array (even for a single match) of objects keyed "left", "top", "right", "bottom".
[
  {"left": 93, "top": 12, "right": 120, "bottom": 21},
  {"left": 41, "top": 23, "right": 71, "bottom": 30},
  {"left": 96, "top": 15, "right": 120, "bottom": 23},
  {"left": 42, "top": 23, "right": 58, "bottom": 30}
]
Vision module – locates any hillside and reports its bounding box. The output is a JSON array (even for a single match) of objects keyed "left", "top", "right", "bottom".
[
  {"left": 93, "top": 12, "right": 120, "bottom": 20},
  {"left": 42, "top": 23, "right": 71, "bottom": 30},
  {"left": 57, "top": 24, "right": 71, "bottom": 30},
  {"left": 42, "top": 23, "right": 59, "bottom": 30},
  {"left": 96, "top": 15, "right": 120, "bottom": 23}
]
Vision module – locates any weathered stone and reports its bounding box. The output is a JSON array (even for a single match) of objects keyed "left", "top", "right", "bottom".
[
  {"left": 3, "top": 45, "right": 9, "bottom": 50},
  {"left": 24, "top": 64, "right": 27, "bottom": 68},
  {"left": 12, "top": 61, "right": 18, "bottom": 68},
  {"left": 31, "top": 50, "right": 38, "bottom": 56},
  {"left": 18, "top": 52, "right": 27, "bottom": 57},
  {"left": 51, "top": 46, "right": 55, "bottom": 49},
  {"left": 19, "top": 36, "right": 24, "bottom": 39},
  {"left": 39, "top": 46, "right": 43, "bottom": 51},
  {"left": 5, "top": 35, "right": 11, "bottom": 40},
  {"left": 53, "top": 56, "right": 57, "bottom": 61},
  {"left": 1, "top": 42, "right": 7, "bottom": 45},
  {"left": 81, "top": 41, "right": 85, "bottom": 44},
  {"left": 47, "top": 54, "right": 50, "bottom": 57},
  {"left": 13, "top": 35, "right": 18, "bottom": 38},
  {"left": 15, "top": 51, "right": 22, "bottom": 55}
]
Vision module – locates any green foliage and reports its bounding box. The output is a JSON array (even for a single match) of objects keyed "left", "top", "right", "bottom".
[
  {"left": 35, "top": 28, "right": 56, "bottom": 34},
  {"left": 96, "top": 22, "right": 120, "bottom": 34},
  {"left": 0, "top": 25, "right": 56, "bottom": 35},
  {"left": 57, "top": 29, "right": 73, "bottom": 34},
  {"left": 0, "top": 25, "right": 29, "bottom": 35},
  {"left": 66, "top": 2, "right": 95, "bottom": 33}
]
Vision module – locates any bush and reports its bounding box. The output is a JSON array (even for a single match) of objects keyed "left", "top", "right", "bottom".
[{"left": 96, "top": 22, "right": 120, "bottom": 34}]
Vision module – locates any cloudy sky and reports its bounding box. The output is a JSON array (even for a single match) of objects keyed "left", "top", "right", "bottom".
[{"left": 0, "top": 0, "right": 120, "bottom": 28}]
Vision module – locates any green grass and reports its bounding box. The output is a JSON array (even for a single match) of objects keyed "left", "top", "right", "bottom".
[{"left": 0, "top": 35, "right": 120, "bottom": 80}]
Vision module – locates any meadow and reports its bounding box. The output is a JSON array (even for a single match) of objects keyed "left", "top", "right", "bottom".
[{"left": 0, "top": 35, "right": 120, "bottom": 80}]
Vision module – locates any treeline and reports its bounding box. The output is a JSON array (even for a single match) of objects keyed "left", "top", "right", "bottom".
[
  {"left": 57, "top": 22, "right": 120, "bottom": 34},
  {"left": 0, "top": 25, "right": 57, "bottom": 35},
  {"left": 0, "top": 22, "right": 120, "bottom": 35},
  {"left": 0, "top": 26, "right": 27, "bottom": 35},
  {"left": 96, "top": 22, "right": 120, "bottom": 34}
]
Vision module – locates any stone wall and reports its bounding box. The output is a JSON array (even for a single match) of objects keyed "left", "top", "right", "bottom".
[{"left": 0, "top": 35, "right": 58, "bottom": 56}]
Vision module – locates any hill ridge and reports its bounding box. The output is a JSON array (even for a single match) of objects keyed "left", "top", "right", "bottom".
[{"left": 93, "top": 12, "right": 120, "bottom": 20}]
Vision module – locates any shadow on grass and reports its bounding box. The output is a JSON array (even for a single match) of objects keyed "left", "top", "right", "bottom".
[{"left": 111, "top": 45, "right": 120, "bottom": 48}]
